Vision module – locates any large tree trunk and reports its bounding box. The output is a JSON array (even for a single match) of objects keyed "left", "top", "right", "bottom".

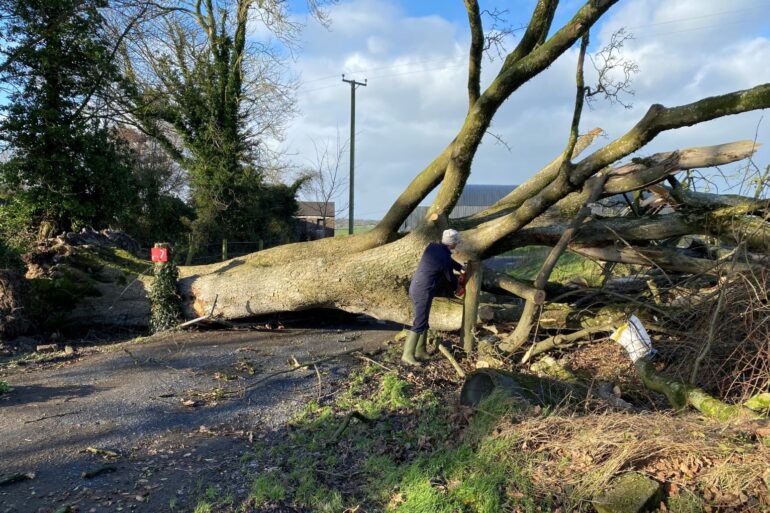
[{"left": 178, "top": 226, "right": 464, "bottom": 330}]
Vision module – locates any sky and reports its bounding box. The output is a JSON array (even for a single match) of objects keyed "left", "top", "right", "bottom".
[{"left": 281, "top": 0, "right": 770, "bottom": 220}]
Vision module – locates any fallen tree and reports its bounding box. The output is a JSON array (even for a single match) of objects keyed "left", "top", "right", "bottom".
[{"left": 10, "top": 1, "right": 770, "bottom": 351}]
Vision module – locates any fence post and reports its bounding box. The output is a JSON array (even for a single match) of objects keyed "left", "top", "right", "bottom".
[
  {"left": 185, "top": 233, "right": 194, "bottom": 266},
  {"left": 258, "top": 239, "right": 264, "bottom": 251},
  {"left": 222, "top": 239, "right": 228, "bottom": 261}
]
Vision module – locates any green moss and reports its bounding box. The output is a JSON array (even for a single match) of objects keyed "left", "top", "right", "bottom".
[
  {"left": 69, "top": 246, "right": 150, "bottom": 277},
  {"left": 27, "top": 270, "right": 101, "bottom": 330},
  {"left": 667, "top": 491, "right": 704, "bottom": 513}
]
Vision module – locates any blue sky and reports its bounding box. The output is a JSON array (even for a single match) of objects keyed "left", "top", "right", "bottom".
[{"left": 282, "top": 0, "right": 770, "bottom": 219}]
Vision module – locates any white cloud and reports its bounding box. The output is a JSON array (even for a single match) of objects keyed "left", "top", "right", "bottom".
[{"left": 282, "top": 0, "right": 770, "bottom": 218}]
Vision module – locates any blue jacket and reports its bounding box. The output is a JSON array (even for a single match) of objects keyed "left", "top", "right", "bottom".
[{"left": 409, "top": 242, "right": 463, "bottom": 297}]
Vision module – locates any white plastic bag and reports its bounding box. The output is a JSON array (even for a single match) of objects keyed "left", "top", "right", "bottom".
[{"left": 610, "top": 315, "right": 654, "bottom": 362}]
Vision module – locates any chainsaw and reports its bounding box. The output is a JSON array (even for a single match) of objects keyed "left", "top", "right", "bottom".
[{"left": 455, "top": 266, "right": 468, "bottom": 298}]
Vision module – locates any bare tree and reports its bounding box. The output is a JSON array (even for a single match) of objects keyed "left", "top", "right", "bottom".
[{"left": 301, "top": 132, "right": 350, "bottom": 230}]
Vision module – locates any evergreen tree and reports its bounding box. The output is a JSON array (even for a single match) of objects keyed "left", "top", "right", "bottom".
[{"left": 0, "top": 0, "right": 135, "bottom": 233}]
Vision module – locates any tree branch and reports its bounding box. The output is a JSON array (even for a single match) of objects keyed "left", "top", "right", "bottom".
[
  {"left": 463, "top": 85, "right": 770, "bottom": 256},
  {"left": 500, "top": 173, "right": 607, "bottom": 353},
  {"left": 501, "top": 0, "right": 559, "bottom": 70},
  {"left": 464, "top": 0, "right": 483, "bottom": 107}
]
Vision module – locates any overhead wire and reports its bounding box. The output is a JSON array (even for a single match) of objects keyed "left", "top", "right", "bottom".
[{"left": 296, "top": 4, "right": 770, "bottom": 92}]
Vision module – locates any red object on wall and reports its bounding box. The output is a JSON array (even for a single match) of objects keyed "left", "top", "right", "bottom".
[{"left": 151, "top": 247, "right": 168, "bottom": 262}]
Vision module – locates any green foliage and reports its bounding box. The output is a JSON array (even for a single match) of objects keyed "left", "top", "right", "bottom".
[
  {"left": 0, "top": 381, "right": 11, "bottom": 394},
  {"left": 192, "top": 501, "right": 212, "bottom": 513},
  {"left": 148, "top": 259, "right": 182, "bottom": 333},
  {"left": 188, "top": 168, "right": 300, "bottom": 248},
  {"left": 0, "top": 237, "right": 24, "bottom": 273},
  {"left": 0, "top": 0, "right": 137, "bottom": 233},
  {"left": 123, "top": 2, "right": 299, "bottom": 249},
  {"left": 0, "top": 195, "right": 34, "bottom": 271},
  {"left": 380, "top": 373, "right": 412, "bottom": 408}
]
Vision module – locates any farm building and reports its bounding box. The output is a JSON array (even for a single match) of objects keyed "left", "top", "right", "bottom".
[
  {"left": 296, "top": 201, "right": 335, "bottom": 240},
  {"left": 400, "top": 184, "right": 638, "bottom": 232},
  {"left": 401, "top": 184, "right": 516, "bottom": 232}
]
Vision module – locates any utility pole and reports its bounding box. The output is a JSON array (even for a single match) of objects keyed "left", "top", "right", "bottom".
[{"left": 342, "top": 74, "right": 366, "bottom": 235}]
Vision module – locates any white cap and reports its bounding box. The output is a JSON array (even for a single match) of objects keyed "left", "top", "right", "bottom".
[{"left": 442, "top": 229, "right": 460, "bottom": 246}]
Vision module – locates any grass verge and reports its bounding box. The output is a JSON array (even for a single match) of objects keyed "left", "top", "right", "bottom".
[{"left": 193, "top": 349, "right": 770, "bottom": 513}]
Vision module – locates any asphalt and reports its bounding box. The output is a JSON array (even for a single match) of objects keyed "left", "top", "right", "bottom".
[{"left": 0, "top": 316, "right": 399, "bottom": 513}]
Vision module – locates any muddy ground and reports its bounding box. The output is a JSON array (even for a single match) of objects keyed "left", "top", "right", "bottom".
[{"left": 0, "top": 315, "right": 399, "bottom": 513}]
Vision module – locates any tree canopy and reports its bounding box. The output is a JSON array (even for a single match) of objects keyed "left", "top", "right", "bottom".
[{"left": 0, "top": 0, "right": 135, "bottom": 233}]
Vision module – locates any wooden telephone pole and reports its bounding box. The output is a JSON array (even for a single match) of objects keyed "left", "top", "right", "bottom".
[{"left": 342, "top": 74, "right": 366, "bottom": 235}]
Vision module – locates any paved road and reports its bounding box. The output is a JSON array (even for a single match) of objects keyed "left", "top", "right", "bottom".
[{"left": 0, "top": 319, "right": 398, "bottom": 513}]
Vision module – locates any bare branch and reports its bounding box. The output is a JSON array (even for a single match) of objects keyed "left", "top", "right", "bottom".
[{"left": 586, "top": 28, "right": 639, "bottom": 109}]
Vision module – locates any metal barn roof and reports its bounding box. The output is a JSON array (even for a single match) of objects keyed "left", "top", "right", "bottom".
[
  {"left": 400, "top": 184, "right": 517, "bottom": 232},
  {"left": 455, "top": 184, "right": 516, "bottom": 207}
]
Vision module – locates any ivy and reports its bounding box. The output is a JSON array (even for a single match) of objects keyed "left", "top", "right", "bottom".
[{"left": 148, "top": 257, "right": 182, "bottom": 333}]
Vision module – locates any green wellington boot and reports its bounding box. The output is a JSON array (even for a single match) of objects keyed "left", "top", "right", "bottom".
[
  {"left": 401, "top": 330, "right": 422, "bottom": 366},
  {"left": 415, "top": 331, "right": 431, "bottom": 361}
]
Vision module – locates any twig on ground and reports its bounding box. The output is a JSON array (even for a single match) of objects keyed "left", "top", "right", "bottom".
[
  {"left": 81, "top": 465, "right": 117, "bottom": 479},
  {"left": 354, "top": 353, "right": 393, "bottom": 372},
  {"left": 244, "top": 347, "right": 364, "bottom": 393},
  {"left": 313, "top": 364, "right": 322, "bottom": 399},
  {"left": 438, "top": 344, "right": 466, "bottom": 378},
  {"left": 123, "top": 348, "right": 182, "bottom": 373},
  {"left": 329, "top": 411, "right": 374, "bottom": 443},
  {"left": 0, "top": 472, "right": 35, "bottom": 486},
  {"left": 24, "top": 411, "right": 81, "bottom": 424}
]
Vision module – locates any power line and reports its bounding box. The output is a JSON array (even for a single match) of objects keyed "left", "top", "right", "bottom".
[
  {"left": 300, "top": 56, "right": 453, "bottom": 86},
  {"left": 300, "top": 63, "right": 466, "bottom": 94},
  {"left": 298, "top": 5, "right": 768, "bottom": 92},
  {"left": 625, "top": 4, "right": 767, "bottom": 31},
  {"left": 637, "top": 19, "right": 756, "bottom": 38}
]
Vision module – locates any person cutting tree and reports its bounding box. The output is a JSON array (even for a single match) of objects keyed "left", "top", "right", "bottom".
[{"left": 402, "top": 229, "right": 465, "bottom": 366}]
